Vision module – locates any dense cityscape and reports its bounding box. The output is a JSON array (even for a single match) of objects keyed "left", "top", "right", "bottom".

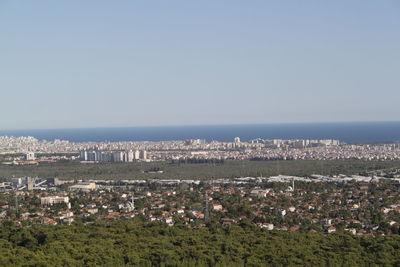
[
  {"left": 2, "top": 135, "right": 399, "bottom": 236},
  {"left": 0, "top": 134, "right": 399, "bottom": 238},
  {"left": 2, "top": 136, "right": 400, "bottom": 165}
]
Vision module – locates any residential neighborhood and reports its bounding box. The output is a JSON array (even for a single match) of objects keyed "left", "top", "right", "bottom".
[{"left": 1, "top": 175, "right": 398, "bottom": 237}]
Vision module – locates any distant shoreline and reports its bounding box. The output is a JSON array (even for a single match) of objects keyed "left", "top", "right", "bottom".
[{"left": 1, "top": 121, "right": 400, "bottom": 143}]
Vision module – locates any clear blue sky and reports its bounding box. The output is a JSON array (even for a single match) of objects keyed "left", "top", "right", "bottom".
[{"left": 1, "top": 1, "right": 399, "bottom": 130}]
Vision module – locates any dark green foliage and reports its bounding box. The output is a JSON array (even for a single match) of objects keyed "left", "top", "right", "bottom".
[
  {"left": 1, "top": 160, "right": 398, "bottom": 180},
  {"left": 0, "top": 219, "right": 398, "bottom": 266}
]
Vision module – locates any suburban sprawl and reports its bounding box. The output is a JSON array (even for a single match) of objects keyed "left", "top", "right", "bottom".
[{"left": 0, "top": 135, "right": 399, "bottom": 239}]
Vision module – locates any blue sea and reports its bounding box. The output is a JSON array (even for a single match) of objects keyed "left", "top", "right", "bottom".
[{"left": 1, "top": 122, "right": 400, "bottom": 143}]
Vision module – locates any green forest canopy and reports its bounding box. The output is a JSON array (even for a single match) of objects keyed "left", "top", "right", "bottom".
[
  {"left": 0, "top": 219, "right": 399, "bottom": 266},
  {"left": 1, "top": 160, "right": 399, "bottom": 180}
]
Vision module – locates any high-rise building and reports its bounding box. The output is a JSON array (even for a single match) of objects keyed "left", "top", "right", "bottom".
[
  {"left": 26, "top": 152, "right": 35, "bottom": 161},
  {"left": 126, "top": 150, "right": 134, "bottom": 162},
  {"left": 113, "top": 151, "right": 124, "bottom": 162},
  {"left": 80, "top": 150, "right": 86, "bottom": 161},
  {"left": 134, "top": 150, "right": 140, "bottom": 160},
  {"left": 140, "top": 150, "right": 147, "bottom": 160},
  {"left": 87, "top": 151, "right": 97, "bottom": 161}
]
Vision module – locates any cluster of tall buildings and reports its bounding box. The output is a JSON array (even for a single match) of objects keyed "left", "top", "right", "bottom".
[
  {"left": 249, "top": 138, "right": 340, "bottom": 148},
  {"left": 79, "top": 150, "right": 147, "bottom": 162}
]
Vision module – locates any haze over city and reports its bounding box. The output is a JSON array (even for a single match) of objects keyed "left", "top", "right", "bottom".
[{"left": 1, "top": 1, "right": 400, "bottom": 130}]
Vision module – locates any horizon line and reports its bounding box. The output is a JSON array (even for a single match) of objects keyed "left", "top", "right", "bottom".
[{"left": 1, "top": 120, "right": 400, "bottom": 132}]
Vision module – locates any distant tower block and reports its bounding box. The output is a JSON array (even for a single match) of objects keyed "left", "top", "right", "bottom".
[
  {"left": 26, "top": 152, "right": 35, "bottom": 161},
  {"left": 140, "top": 150, "right": 147, "bottom": 160},
  {"left": 234, "top": 137, "right": 241, "bottom": 143},
  {"left": 126, "top": 150, "right": 134, "bottom": 162},
  {"left": 134, "top": 150, "right": 140, "bottom": 160}
]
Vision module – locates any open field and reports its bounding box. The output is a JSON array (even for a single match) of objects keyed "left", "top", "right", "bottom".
[{"left": 1, "top": 160, "right": 400, "bottom": 180}]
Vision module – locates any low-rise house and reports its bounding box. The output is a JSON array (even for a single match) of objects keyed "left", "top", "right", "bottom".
[
  {"left": 327, "top": 226, "right": 336, "bottom": 233},
  {"left": 221, "top": 218, "right": 236, "bottom": 226},
  {"left": 212, "top": 204, "right": 223, "bottom": 211}
]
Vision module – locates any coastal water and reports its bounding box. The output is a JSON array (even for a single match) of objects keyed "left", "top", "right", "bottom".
[{"left": 1, "top": 122, "right": 400, "bottom": 143}]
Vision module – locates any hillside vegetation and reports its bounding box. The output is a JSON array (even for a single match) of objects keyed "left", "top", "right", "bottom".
[{"left": 0, "top": 219, "right": 399, "bottom": 266}]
